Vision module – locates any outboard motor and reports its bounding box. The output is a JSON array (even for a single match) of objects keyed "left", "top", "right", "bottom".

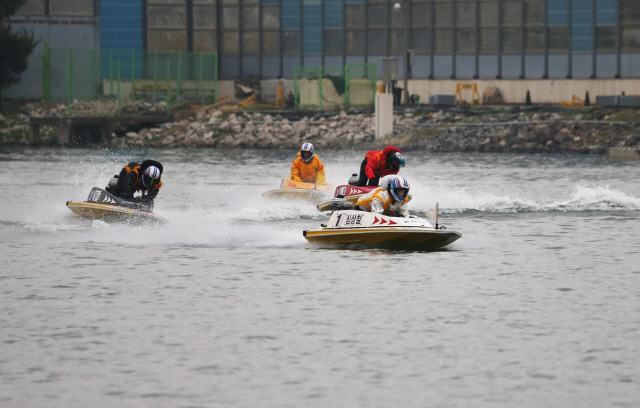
[
  {"left": 347, "top": 173, "right": 359, "bottom": 186},
  {"left": 105, "top": 175, "right": 119, "bottom": 195},
  {"left": 107, "top": 174, "right": 119, "bottom": 188},
  {"left": 330, "top": 196, "right": 355, "bottom": 211}
]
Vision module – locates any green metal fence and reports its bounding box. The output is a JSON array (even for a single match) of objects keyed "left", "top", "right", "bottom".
[
  {"left": 40, "top": 47, "right": 218, "bottom": 116},
  {"left": 294, "top": 63, "right": 376, "bottom": 111}
]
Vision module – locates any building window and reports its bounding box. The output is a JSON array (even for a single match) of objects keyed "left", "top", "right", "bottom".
[
  {"left": 622, "top": 26, "right": 640, "bottom": 50},
  {"left": 15, "top": 0, "right": 45, "bottom": 15},
  {"left": 434, "top": 28, "right": 453, "bottom": 53},
  {"left": 368, "top": 30, "right": 388, "bottom": 54},
  {"left": 346, "top": 30, "right": 365, "bottom": 54},
  {"left": 263, "top": 32, "right": 281, "bottom": 55},
  {"left": 525, "top": 1, "right": 545, "bottom": 27},
  {"left": 411, "top": 3, "right": 432, "bottom": 28},
  {"left": 434, "top": 2, "right": 453, "bottom": 27},
  {"left": 502, "top": 2, "right": 523, "bottom": 27},
  {"left": 479, "top": 28, "right": 499, "bottom": 52},
  {"left": 621, "top": 0, "right": 640, "bottom": 24},
  {"left": 595, "top": 26, "right": 617, "bottom": 50},
  {"left": 526, "top": 28, "right": 545, "bottom": 52},
  {"left": 324, "top": 30, "right": 344, "bottom": 54},
  {"left": 50, "top": 0, "right": 94, "bottom": 16},
  {"left": 548, "top": 26, "right": 570, "bottom": 51},
  {"left": 194, "top": 31, "right": 217, "bottom": 52},
  {"left": 222, "top": 31, "right": 239, "bottom": 55},
  {"left": 367, "top": 5, "right": 387, "bottom": 29},
  {"left": 346, "top": 5, "right": 365, "bottom": 29},
  {"left": 148, "top": 31, "right": 188, "bottom": 51},
  {"left": 222, "top": 7, "right": 239, "bottom": 30},
  {"left": 548, "top": 0, "right": 569, "bottom": 26},
  {"left": 456, "top": 29, "right": 476, "bottom": 53},
  {"left": 194, "top": 6, "right": 216, "bottom": 29},
  {"left": 263, "top": 6, "right": 280, "bottom": 30},
  {"left": 243, "top": 31, "right": 259, "bottom": 55},
  {"left": 501, "top": 28, "right": 523, "bottom": 52},
  {"left": 480, "top": 2, "right": 499, "bottom": 27},
  {"left": 283, "top": 31, "right": 301, "bottom": 55},
  {"left": 411, "top": 29, "right": 432, "bottom": 53},
  {"left": 242, "top": 7, "right": 259, "bottom": 30},
  {"left": 148, "top": 0, "right": 187, "bottom": 51},
  {"left": 456, "top": 1, "right": 476, "bottom": 28}
]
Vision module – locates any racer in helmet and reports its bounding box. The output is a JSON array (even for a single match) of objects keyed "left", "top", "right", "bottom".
[
  {"left": 355, "top": 176, "right": 410, "bottom": 217},
  {"left": 356, "top": 146, "right": 405, "bottom": 186},
  {"left": 291, "top": 143, "right": 326, "bottom": 184},
  {"left": 105, "top": 159, "right": 163, "bottom": 205}
]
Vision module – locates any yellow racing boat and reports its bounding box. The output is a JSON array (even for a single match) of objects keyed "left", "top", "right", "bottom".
[
  {"left": 67, "top": 188, "right": 167, "bottom": 225},
  {"left": 304, "top": 209, "right": 461, "bottom": 250},
  {"left": 263, "top": 178, "right": 332, "bottom": 203}
]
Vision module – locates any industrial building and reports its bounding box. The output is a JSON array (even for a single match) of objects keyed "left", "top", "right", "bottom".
[{"left": 7, "top": 0, "right": 640, "bottom": 103}]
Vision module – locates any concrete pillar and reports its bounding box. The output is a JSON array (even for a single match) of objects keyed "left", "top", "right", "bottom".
[
  {"left": 375, "top": 93, "right": 394, "bottom": 140},
  {"left": 57, "top": 121, "right": 71, "bottom": 146},
  {"left": 29, "top": 121, "right": 41, "bottom": 146}
]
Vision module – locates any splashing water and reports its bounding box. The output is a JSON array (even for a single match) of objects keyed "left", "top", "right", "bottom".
[{"left": 1, "top": 149, "right": 639, "bottom": 247}]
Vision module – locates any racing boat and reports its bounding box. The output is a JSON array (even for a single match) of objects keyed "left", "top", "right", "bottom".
[
  {"left": 263, "top": 177, "right": 332, "bottom": 202},
  {"left": 66, "top": 187, "right": 167, "bottom": 225},
  {"left": 303, "top": 204, "right": 460, "bottom": 250}
]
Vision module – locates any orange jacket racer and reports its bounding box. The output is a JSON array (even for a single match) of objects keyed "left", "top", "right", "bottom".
[{"left": 291, "top": 143, "right": 326, "bottom": 184}]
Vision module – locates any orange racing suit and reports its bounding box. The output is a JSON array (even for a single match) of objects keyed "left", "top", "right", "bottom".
[{"left": 291, "top": 152, "right": 326, "bottom": 184}]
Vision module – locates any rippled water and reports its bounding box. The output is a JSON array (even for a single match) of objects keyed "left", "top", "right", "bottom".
[{"left": 1, "top": 147, "right": 639, "bottom": 407}]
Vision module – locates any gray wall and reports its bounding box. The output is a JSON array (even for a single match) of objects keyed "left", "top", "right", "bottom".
[{"left": 5, "top": 22, "right": 99, "bottom": 100}]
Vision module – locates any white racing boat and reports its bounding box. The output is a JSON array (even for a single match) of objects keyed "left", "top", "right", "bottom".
[
  {"left": 66, "top": 187, "right": 167, "bottom": 226},
  {"left": 303, "top": 203, "right": 461, "bottom": 250}
]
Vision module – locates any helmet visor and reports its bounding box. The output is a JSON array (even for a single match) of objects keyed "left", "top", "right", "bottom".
[
  {"left": 301, "top": 151, "right": 312, "bottom": 159},
  {"left": 395, "top": 187, "right": 409, "bottom": 199},
  {"left": 142, "top": 174, "right": 157, "bottom": 188}
]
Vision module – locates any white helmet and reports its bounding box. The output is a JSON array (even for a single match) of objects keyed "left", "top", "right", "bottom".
[
  {"left": 142, "top": 166, "right": 161, "bottom": 188},
  {"left": 389, "top": 176, "right": 410, "bottom": 202},
  {"left": 300, "top": 143, "right": 315, "bottom": 163}
]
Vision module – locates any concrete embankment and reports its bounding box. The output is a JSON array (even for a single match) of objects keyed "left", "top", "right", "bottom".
[{"left": 1, "top": 100, "right": 639, "bottom": 156}]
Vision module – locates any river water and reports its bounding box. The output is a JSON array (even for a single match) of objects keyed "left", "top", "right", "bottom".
[{"left": 1, "top": 147, "right": 639, "bottom": 408}]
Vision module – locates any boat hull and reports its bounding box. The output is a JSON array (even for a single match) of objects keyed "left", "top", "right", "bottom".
[
  {"left": 262, "top": 188, "right": 328, "bottom": 202},
  {"left": 304, "top": 227, "right": 461, "bottom": 250},
  {"left": 263, "top": 178, "right": 331, "bottom": 203},
  {"left": 66, "top": 201, "right": 167, "bottom": 225},
  {"left": 304, "top": 210, "right": 460, "bottom": 250}
]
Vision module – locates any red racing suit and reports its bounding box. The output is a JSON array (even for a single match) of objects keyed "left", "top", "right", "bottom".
[{"left": 364, "top": 146, "right": 402, "bottom": 179}]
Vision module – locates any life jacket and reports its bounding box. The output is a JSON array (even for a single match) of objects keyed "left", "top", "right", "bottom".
[
  {"left": 291, "top": 153, "right": 326, "bottom": 184},
  {"left": 356, "top": 187, "right": 408, "bottom": 216},
  {"left": 355, "top": 187, "right": 383, "bottom": 212},
  {"left": 364, "top": 146, "right": 402, "bottom": 179},
  {"left": 124, "top": 162, "right": 163, "bottom": 192}
]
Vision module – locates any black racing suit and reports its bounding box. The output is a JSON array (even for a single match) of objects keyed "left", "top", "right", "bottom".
[
  {"left": 106, "top": 159, "right": 163, "bottom": 205},
  {"left": 357, "top": 159, "right": 379, "bottom": 187}
]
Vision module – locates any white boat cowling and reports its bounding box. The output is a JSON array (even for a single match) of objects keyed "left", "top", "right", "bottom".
[{"left": 326, "top": 210, "right": 432, "bottom": 229}]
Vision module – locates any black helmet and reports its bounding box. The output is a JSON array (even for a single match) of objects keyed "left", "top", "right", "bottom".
[{"left": 387, "top": 152, "right": 405, "bottom": 171}]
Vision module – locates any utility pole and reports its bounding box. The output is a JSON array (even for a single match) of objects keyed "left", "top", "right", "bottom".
[{"left": 394, "top": 1, "right": 410, "bottom": 105}]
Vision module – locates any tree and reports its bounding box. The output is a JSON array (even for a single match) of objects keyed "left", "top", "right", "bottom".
[{"left": 0, "top": 0, "right": 39, "bottom": 105}]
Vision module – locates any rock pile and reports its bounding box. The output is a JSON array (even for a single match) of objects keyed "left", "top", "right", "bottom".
[
  {"left": 120, "top": 109, "right": 377, "bottom": 149},
  {"left": 1, "top": 99, "right": 639, "bottom": 154}
]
